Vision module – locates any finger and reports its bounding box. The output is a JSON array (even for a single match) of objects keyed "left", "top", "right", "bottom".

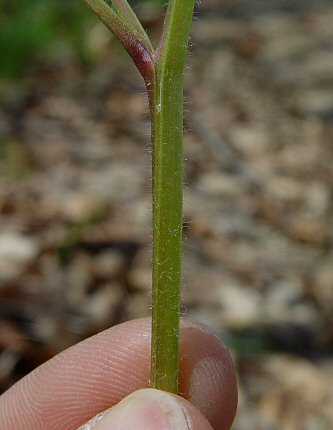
[
  {"left": 78, "top": 388, "right": 214, "bottom": 430},
  {"left": 0, "top": 317, "right": 237, "bottom": 430},
  {"left": 179, "top": 320, "right": 237, "bottom": 429}
]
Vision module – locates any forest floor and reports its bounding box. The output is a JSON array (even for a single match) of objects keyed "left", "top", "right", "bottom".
[{"left": 0, "top": 0, "right": 333, "bottom": 428}]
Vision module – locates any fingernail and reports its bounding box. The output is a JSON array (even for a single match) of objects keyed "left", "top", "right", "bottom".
[{"left": 78, "top": 388, "right": 189, "bottom": 430}]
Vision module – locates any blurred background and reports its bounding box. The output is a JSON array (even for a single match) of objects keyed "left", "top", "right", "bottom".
[{"left": 1, "top": 0, "right": 333, "bottom": 428}]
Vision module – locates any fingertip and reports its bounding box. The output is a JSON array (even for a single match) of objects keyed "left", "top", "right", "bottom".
[
  {"left": 77, "top": 389, "right": 213, "bottom": 430},
  {"left": 179, "top": 320, "right": 238, "bottom": 429},
  {"left": 0, "top": 317, "right": 237, "bottom": 430}
]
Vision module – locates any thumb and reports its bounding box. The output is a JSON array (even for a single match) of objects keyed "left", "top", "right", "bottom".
[{"left": 78, "top": 388, "right": 214, "bottom": 430}]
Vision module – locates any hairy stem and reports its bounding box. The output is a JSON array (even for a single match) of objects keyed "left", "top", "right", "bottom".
[
  {"left": 150, "top": 0, "right": 195, "bottom": 393},
  {"left": 82, "top": 0, "right": 195, "bottom": 394},
  {"left": 83, "top": 0, "right": 154, "bottom": 82}
]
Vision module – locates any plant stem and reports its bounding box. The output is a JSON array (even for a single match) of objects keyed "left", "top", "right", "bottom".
[
  {"left": 150, "top": 0, "right": 195, "bottom": 393},
  {"left": 83, "top": 0, "right": 154, "bottom": 81},
  {"left": 82, "top": 0, "right": 195, "bottom": 394}
]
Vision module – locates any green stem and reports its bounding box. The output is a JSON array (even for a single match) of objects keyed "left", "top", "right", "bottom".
[
  {"left": 83, "top": 0, "right": 154, "bottom": 82},
  {"left": 150, "top": 0, "right": 195, "bottom": 393},
  {"left": 82, "top": 0, "right": 195, "bottom": 394}
]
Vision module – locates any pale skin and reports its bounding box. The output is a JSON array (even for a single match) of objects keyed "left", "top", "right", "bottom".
[{"left": 0, "top": 318, "right": 238, "bottom": 429}]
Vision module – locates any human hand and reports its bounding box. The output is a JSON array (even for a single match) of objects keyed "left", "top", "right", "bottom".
[{"left": 0, "top": 318, "right": 237, "bottom": 429}]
